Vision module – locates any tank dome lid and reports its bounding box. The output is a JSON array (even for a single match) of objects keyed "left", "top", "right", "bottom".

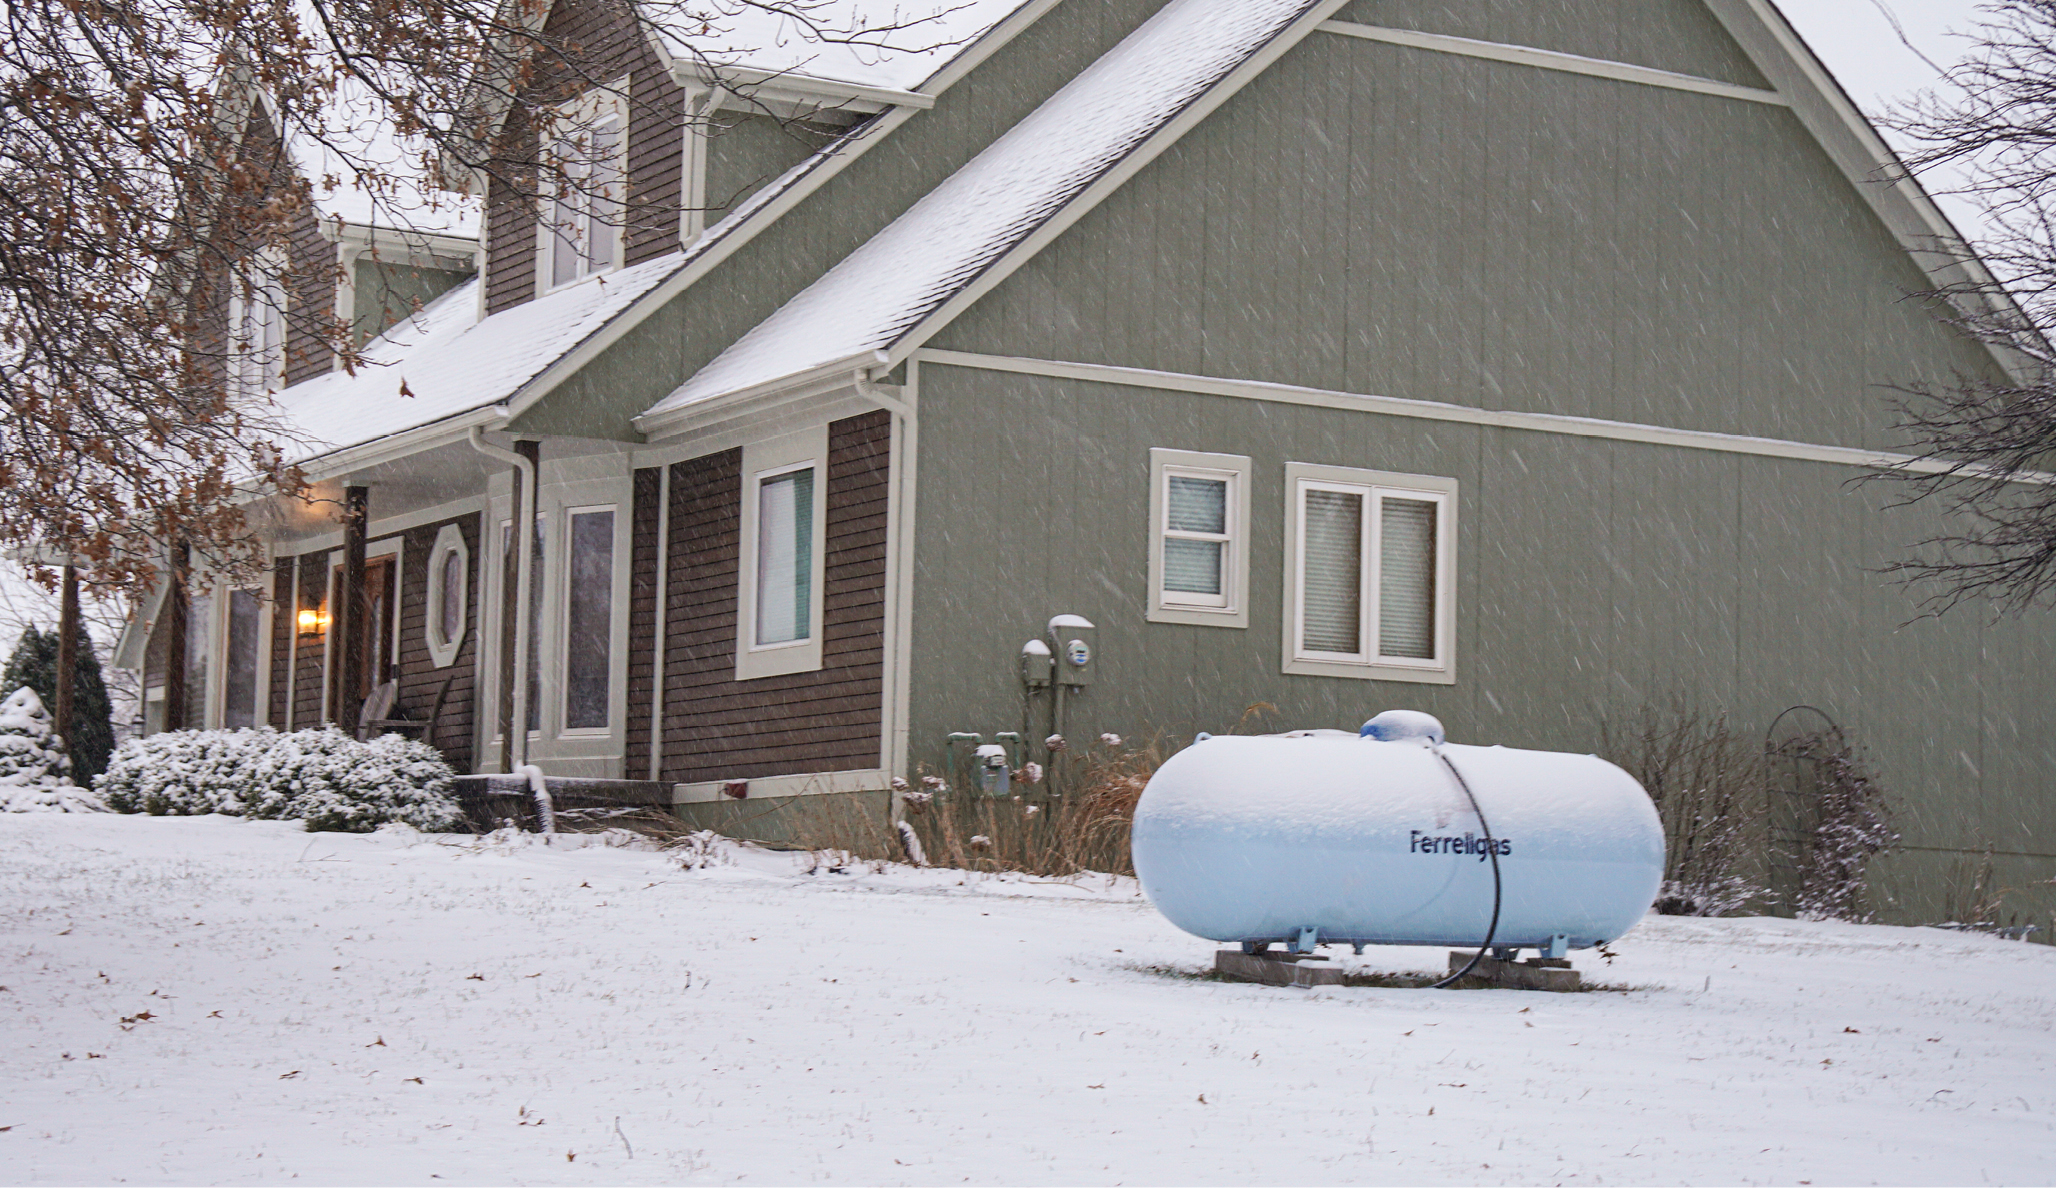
[{"left": 1359, "top": 709, "right": 1445, "bottom": 745}]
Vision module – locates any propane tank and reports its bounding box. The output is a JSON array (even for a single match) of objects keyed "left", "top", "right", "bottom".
[{"left": 1130, "top": 712, "right": 1663, "bottom": 951}]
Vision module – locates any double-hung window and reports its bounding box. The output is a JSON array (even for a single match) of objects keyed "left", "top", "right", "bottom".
[
  {"left": 1283, "top": 462, "right": 1456, "bottom": 683},
  {"left": 736, "top": 426, "right": 828, "bottom": 680},
  {"left": 228, "top": 249, "right": 286, "bottom": 398},
  {"left": 1148, "top": 449, "right": 1250, "bottom": 627},
  {"left": 540, "top": 86, "right": 627, "bottom": 291}
]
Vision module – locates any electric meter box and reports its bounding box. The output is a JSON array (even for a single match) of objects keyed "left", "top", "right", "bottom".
[{"left": 1048, "top": 614, "right": 1096, "bottom": 688}]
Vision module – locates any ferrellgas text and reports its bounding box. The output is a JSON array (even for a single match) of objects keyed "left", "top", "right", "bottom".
[{"left": 1410, "top": 830, "right": 1513, "bottom": 861}]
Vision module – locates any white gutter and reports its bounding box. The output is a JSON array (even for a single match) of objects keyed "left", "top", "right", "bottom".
[
  {"left": 298, "top": 403, "right": 509, "bottom": 484},
  {"left": 466, "top": 425, "right": 537, "bottom": 770}
]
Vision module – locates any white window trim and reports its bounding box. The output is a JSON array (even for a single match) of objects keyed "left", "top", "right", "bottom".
[
  {"left": 557, "top": 502, "right": 622, "bottom": 738},
  {"left": 736, "top": 424, "right": 829, "bottom": 682},
  {"left": 424, "top": 523, "right": 469, "bottom": 669},
  {"left": 1281, "top": 461, "right": 1457, "bottom": 685},
  {"left": 536, "top": 82, "right": 629, "bottom": 295},
  {"left": 1147, "top": 448, "right": 1250, "bottom": 628}
]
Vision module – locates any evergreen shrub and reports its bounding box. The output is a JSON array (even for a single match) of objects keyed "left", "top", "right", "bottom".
[
  {"left": 97, "top": 727, "right": 462, "bottom": 831},
  {"left": 2, "top": 625, "right": 116, "bottom": 781}
]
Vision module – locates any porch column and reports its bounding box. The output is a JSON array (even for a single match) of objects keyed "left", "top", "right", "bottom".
[
  {"left": 163, "top": 540, "right": 189, "bottom": 730},
  {"left": 54, "top": 563, "right": 77, "bottom": 745},
  {"left": 337, "top": 485, "right": 369, "bottom": 729},
  {"left": 497, "top": 439, "right": 540, "bottom": 771}
]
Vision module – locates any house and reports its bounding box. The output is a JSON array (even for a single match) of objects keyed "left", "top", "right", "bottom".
[{"left": 126, "top": 0, "right": 2055, "bottom": 931}]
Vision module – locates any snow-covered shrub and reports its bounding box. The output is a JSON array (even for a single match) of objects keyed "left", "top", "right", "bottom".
[
  {"left": 1779, "top": 735, "right": 1896, "bottom": 922},
  {"left": 265, "top": 729, "right": 461, "bottom": 833},
  {"left": 1603, "top": 702, "right": 1766, "bottom": 917},
  {"left": 100, "top": 726, "right": 461, "bottom": 832},
  {"left": 96, "top": 727, "right": 275, "bottom": 815},
  {"left": 0, "top": 686, "right": 105, "bottom": 813}
]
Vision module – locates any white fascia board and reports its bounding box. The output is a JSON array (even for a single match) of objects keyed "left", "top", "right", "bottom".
[
  {"left": 633, "top": 353, "right": 881, "bottom": 440},
  {"left": 917, "top": 348, "right": 2056, "bottom": 485},
  {"left": 321, "top": 218, "right": 481, "bottom": 267},
  {"left": 1317, "top": 21, "right": 1786, "bottom": 106},
  {"left": 879, "top": 0, "right": 1356, "bottom": 373},
  {"left": 296, "top": 402, "right": 510, "bottom": 484},
  {"left": 667, "top": 62, "right": 934, "bottom": 112},
  {"left": 111, "top": 582, "right": 168, "bottom": 672},
  {"left": 1703, "top": 0, "right": 2034, "bottom": 380}
]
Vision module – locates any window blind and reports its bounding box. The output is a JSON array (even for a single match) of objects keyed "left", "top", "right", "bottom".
[
  {"left": 1164, "top": 475, "right": 1227, "bottom": 595},
  {"left": 1379, "top": 497, "right": 1437, "bottom": 659},
  {"left": 1301, "top": 488, "right": 1363, "bottom": 654}
]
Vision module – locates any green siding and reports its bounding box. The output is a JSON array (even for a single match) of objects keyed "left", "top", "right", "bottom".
[
  {"left": 932, "top": 27, "right": 1994, "bottom": 450},
  {"left": 901, "top": 5, "right": 2048, "bottom": 930},
  {"left": 1333, "top": 0, "right": 1772, "bottom": 87},
  {"left": 353, "top": 259, "right": 472, "bottom": 347},
  {"left": 903, "top": 365, "right": 2056, "bottom": 930}
]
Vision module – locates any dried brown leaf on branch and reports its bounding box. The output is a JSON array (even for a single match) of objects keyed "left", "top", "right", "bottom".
[{"left": 0, "top": 0, "right": 977, "bottom": 595}]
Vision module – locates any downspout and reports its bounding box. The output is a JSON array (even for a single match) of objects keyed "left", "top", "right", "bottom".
[{"left": 467, "top": 423, "right": 537, "bottom": 771}]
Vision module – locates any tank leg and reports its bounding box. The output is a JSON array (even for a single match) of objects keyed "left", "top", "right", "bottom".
[
  {"left": 1543, "top": 934, "right": 1570, "bottom": 960},
  {"left": 1351, "top": 942, "right": 1365, "bottom": 956},
  {"left": 1491, "top": 945, "right": 1520, "bottom": 962},
  {"left": 1290, "top": 926, "right": 1319, "bottom": 954},
  {"left": 1240, "top": 940, "right": 1270, "bottom": 955}
]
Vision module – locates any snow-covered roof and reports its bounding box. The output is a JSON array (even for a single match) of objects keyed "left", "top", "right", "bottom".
[
  {"left": 642, "top": 0, "right": 1322, "bottom": 420},
  {"left": 274, "top": 256, "right": 674, "bottom": 461},
  {"left": 284, "top": 78, "right": 483, "bottom": 239},
  {"left": 649, "top": 0, "right": 1031, "bottom": 94},
  {"left": 271, "top": 104, "right": 869, "bottom": 463}
]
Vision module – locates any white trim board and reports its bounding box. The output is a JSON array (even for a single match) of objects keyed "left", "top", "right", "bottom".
[
  {"left": 1315, "top": 22, "right": 1786, "bottom": 106},
  {"left": 915, "top": 349, "right": 2055, "bottom": 485},
  {"left": 675, "top": 767, "right": 893, "bottom": 805}
]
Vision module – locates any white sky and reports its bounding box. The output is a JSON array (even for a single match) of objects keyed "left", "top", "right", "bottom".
[{"left": 1778, "top": 0, "right": 1989, "bottom": 233}]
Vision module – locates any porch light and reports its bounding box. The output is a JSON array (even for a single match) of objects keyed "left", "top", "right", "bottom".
[{"left": 296, "top": 607, "right": 329, "bottom": 634}]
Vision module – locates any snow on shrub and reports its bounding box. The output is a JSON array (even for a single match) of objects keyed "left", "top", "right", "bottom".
[
  {"left": 97, "top": 726, "right": 461, "bottom": 832},
  {"left": 97, "top": 727, "right": 275, "bottom": 815},
  {"left": 254, "top": 728, "right": 462, "bottom": 833},
  {"left": 0, "top": 686, "right": 105, "bottom": 813}
]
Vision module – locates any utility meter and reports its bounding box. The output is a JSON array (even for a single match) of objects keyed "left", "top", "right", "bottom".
[
  {"left": 1020, "top": 638, "right": 1053, "bottom": 690},
  {"left": 1048, "top": 614, "right": 1096, "bottom": 688}
]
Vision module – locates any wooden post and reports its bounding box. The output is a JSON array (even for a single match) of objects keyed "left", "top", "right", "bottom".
[
  {"left": 164, "top": 541, "right": 190, "bottom": 731},
  {"left": 338, "top": 486, "right": 369, "bottom": 729},
  {"left": 54, "top": 563, "right": 78, "bottom": 745}
]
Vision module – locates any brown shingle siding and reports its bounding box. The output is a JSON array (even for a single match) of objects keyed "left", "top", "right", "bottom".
[
  {"left": 483, "top": 0, "right": 683, "bottom": 316},
  {"left": 657, "top": 411, "right": 891, "bottom": 784}
]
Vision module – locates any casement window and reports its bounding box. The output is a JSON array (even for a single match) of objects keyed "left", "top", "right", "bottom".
[
  {"left": 228, "top": 249, "right": 286, "bottom": 398},
  {"left": 540, "top": 86, "right": 627, "bottom": 291},
  {"left": 424, "top": 524, "right": 469, "bottom": 669},
  {"left": 1282, "top": 462, "right": 1457, "bottom": 684},
  {"left": 1148, "top": 448, "right": 1251, "bottom": 628},
  {"left": 562, "top": 505, "right": 616, "bottom": 731},
  {"left": 736, "top": 425, "right": 828, "bottom": 681}
]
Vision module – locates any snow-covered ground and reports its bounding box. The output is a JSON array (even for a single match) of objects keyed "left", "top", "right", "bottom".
[{"left": 1, "top": 815, "right": 2050, "bottom": 1186}]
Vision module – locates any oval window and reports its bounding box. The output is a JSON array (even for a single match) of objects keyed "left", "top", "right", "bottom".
[{"left": 425, "top": 524, "right": 469, "bottom": 667}]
